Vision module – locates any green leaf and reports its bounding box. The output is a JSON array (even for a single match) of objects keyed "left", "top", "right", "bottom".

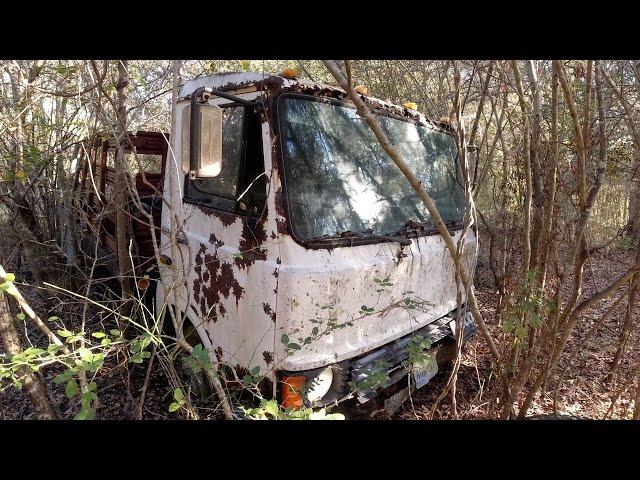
[
  {"left": 529, "top": 312, "right": 542, "bottom": 328},
  {"left": 168, "top": 402, "right": 180, "bottom": 412},
  {"left": 91, "top": 332, "right": 106, "bottom": 339},
  {"left": 324, "top": 413, "right": 346, "bottom": 420},
  {"left": 23, "top": 347, "right": 45, "bottom": 357},
  {"left": 280, "top": 333, "right": 289, "bottom": 345},
  {"left": 4, "top": 273, "right": 15, "bottom": 283},
  {"left": 16, "top": 312, "right": 25, "bottom": 321},
  {"left": 57, "top": 329, "right": 73, "bottom": 338},
  {"left": 263, "top": 399, "right": 279, "bottom": 417},
  {"left": 76, "top": 347, "right": 92, "bottom": 362},
  {"left": 65, "top": 379, "right": 78, "bottom": 399},
  {"left": 74, "top": 408, "right": 92, "bottom": 420},
  {"left": 173, "top": 387, "right": 184, "bottom": 403},
  {"left": 128, "top": 354, "right": 143, "bottom": 364},
  {"left": 109, "top": 329, "right": 122, "bottom": 337},
  {"left": 54, "top": 369, "right": 76, "bottom": 384},
  {"left": 250, "top": 365, "right": 260, "bottom": 376},
  {"left": 287, "top": 343, "right": 301, "bottom": 351}
]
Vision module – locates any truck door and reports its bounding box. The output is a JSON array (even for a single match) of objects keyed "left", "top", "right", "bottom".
[{"left": 165, "top": 97, "right": 275, "bottom": 370}]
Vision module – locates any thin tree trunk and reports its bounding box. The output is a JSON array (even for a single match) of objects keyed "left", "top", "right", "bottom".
[
  {"left": 554, "top": 60, "right": 587, "bottom": 208},
  {"left": 525, "top": 60, "right": 545, "bottom": 269},
  {"left": 0, "top": 286, "right": 57, "bottom": 419},
  {"left": 468, "top": 60, "right": 495, "bottom": 146},
  {"left": 538, "top": 63, "right": 560, "bottom": 290},
  {"left": 115, "top": 60, "right": 133, "bottom": 322},
  {"left": 510, "top": 60, "right": 532, "bottom": 275}
]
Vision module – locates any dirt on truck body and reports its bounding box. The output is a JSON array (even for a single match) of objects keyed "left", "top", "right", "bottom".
[{"left": 75, "top": 71, "right": 478, "bottom": 410}]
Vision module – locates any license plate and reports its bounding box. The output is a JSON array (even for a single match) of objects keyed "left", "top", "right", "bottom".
[{"left": 412, "top": 356, "right": 438, "bottom": 389}]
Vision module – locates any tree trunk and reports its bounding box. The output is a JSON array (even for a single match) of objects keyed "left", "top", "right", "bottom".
[
  {"left": 115, "top": 60, "right": 132, "bottom": 321},
  {"left": 0, "top": 292, "right": 57, "bottom": 419}
]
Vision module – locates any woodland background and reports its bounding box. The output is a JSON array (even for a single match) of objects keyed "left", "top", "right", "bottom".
[{"left": 0, "top": 60, "right": 639, "bottom": 419}]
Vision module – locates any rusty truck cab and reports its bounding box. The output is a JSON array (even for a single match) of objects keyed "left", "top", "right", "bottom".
[{"left": 158, "top": 72, "right": 478, "bottom": 408}]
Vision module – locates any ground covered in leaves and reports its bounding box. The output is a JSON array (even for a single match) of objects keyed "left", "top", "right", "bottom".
[{"left": 1, "top": 248, "right": 638, "bottom": 420}]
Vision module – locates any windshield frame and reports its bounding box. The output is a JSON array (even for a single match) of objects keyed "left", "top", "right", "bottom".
[{"left": 275, "top": 92, "right": 466, "bottom": 250}]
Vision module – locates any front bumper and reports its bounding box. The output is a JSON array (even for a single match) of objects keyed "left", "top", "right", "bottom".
[{"left": 278, "top": 307, "right": 477, "bottom": 407}]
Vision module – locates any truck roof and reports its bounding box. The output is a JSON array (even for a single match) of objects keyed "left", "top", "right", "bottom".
[
  {"left": 179, "top": 72, "right": 453, "bottom": 133},
  {"left": 179, "top": 72, "right": 339, "bottom": 99}
]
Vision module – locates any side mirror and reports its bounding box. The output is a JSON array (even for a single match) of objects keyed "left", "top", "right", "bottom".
[{"left": 186, "top": 102, "right": 222, "bottom": 178}]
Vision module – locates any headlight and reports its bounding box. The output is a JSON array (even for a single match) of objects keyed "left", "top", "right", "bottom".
[{"left": 305, "top": 367, "right": 334, "bottom": 403}]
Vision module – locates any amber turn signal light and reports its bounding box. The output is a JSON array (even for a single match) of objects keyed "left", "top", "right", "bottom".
[
  {"left": 281, "top": 68, "right": 298, "bottom": 79},
  {"left": 281, "top": 375, "right": 305, "bottom": 409}
]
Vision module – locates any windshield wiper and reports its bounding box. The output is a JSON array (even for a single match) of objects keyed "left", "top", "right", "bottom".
[
  {"left": 357, "top": 229, "right": 412, "bottom": 246},
  {"left": 394, "top": 219, "right": 459, "bottom": 237},
  {"left": 307, "top": 230, "right": 411, "bottom": 246},
  {"left": 394, "top": 220, "right": 431, "bottom": 236}
]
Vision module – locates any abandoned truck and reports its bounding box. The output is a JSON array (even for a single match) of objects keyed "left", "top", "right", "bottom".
[{"left": 74, "top": 70, "right": 478, "bottom": 410}]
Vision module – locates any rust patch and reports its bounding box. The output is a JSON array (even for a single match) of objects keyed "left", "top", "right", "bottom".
[
  {"left": 193, "top": 243, "right": 244, "bottom": 322},
  {"left": 273, "top": 188, "right": 289, "bottom": 234},
  {"left": 276, "top": 218, "right": 288, "bottom": 234},
  {"left": 274, "top": 188, "right": 286, "bottom": 217},
  {"left": 234, "top": 219, "right": 268, "bottom": 269},
  {"left": 209, "top": 233, "right": 224, "bottom": 249},
  {"left": 262, "top": 351, "right": 274, "bottom": 365},
  {"left": 196, "top": 204, "right": 238, "bottom": 227},
  {"left": 234, "top": 364, "right": 250, "bottom": 379},
  {"left": 263, "top": 302, "right": 276, "bottom": 322}
]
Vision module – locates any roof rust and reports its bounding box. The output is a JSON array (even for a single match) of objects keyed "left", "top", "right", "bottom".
[{"left": 178, "top": 72, "right": 453, "bottom": 133}]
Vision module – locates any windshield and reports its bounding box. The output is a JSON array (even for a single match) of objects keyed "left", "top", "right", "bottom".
[{"left": 279, "top": 96, "right": 466, "bottom": 242}]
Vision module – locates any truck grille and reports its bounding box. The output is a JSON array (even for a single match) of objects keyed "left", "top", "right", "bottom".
[{"left": 349, "top": 309, "right": 476, "bottom": 401}]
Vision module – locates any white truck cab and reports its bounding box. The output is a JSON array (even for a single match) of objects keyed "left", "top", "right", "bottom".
[{"left": 153, "top": 71, "right": 478, "bottom": 408}]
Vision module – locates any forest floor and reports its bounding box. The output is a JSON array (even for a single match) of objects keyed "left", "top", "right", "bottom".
[{"left": 1, "top": 247, "right": 638, "bottom": 420}]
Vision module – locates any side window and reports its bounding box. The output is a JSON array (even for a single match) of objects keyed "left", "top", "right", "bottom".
[{"left": 184, "top": 106, "right": 245, "bottom": 210}]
